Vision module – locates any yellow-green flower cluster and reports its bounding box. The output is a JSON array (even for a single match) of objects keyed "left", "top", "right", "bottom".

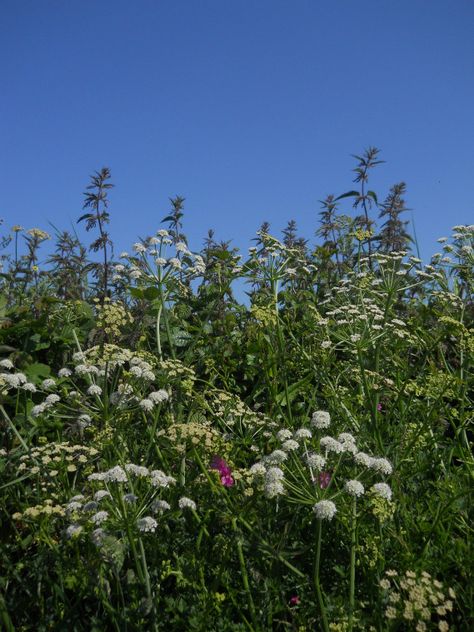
[
  {"left": 16, "top": 442, "right": 98, "bottom": 483},
  {"left": 380, "top": 569, "right": 455, "bottom": 630},
  {"left": 93, "top": 298, "right": 134, "bottom": 340},
  {"left": 12, "top": 499, "right": 65, "bottom": 521}
]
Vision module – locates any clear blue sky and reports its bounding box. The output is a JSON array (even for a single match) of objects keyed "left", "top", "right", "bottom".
[{"left": 1, "top": 0, "right": 473, "bottom": 262}]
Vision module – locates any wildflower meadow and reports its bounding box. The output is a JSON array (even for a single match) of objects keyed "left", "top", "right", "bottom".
[{"left": 0, "top": 150, "right": 472, "bottom": 631}]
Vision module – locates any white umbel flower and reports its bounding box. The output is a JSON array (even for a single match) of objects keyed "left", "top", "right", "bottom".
[
  {"left": 87, "top": 385, "right": 102, "bottom": 396},
  {"left": 137, "top": 516, "right": 158, "bottom": 533},
  {"left": 313, "top": 500, "right": 337, "bottom": 520},
  {"left": 344, "top": 480, "right": 365, "bottom": 497},
  {"left": 178, "top": 497, "right": 196, "bottom": 511},
  {"left": 371, "top": 483, "right": 392, "bottom": 500},
  {"left": 311, "top": 410, "right": 331, "bottom": 429}
]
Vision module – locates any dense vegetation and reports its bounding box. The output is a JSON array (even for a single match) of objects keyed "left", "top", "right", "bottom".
[{"left": 1, "top": 149, "right": 472, "bottom": 631}]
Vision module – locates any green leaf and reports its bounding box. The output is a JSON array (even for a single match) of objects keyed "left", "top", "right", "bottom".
[
  {"left": 367, "top": 190, "right": 378, "bottom": 204},
  {"left": 128, "top": 287, "right": 144, "bottom": 300},
  {"left": 143, "top": 286, "right": 160, "bottom": 301},
  {"left": 334, "top": 190, "right": 359, "bottom": 201},
  {"left": 172, "top": 329, "right": 192, "bottom": 347},
  {"left": 275, "top": 374, "right": 312, "bottom": 406},
  {"left": 24, "top": 363, "right": 51, "bottom": 382}
]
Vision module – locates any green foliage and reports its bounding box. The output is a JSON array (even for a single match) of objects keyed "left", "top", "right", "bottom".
[{"left": 0, "top": 153, "right": 472, "bottom": 630}]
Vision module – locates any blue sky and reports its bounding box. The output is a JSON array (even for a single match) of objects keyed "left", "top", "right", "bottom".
[{"left": 1, "top": 0, "right": 473, "bottom": 263}]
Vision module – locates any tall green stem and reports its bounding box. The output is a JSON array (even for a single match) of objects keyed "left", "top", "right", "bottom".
[
  {"left": 349, "top": 498, "right": 357, "bottom": 629},
  {"left": 314, "top": 520, "right": 330, "bottom": 632}
]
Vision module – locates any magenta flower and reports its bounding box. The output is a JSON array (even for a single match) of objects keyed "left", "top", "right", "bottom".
[
  {"left": 377, "top": 403, "right": 383, "bottom": 412},
  {"left": 318, "top": 471, "right": 331, "bottom": 489},
  {"left": 289, "top": 595, "right": 300, "bottom": 606},
  {"left": 210, "top": 455, "right": 234, "bottom": 487}
]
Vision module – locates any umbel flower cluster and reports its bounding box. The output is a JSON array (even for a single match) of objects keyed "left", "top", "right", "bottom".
[{"left": 248, "top": 410, "right": 393, "bottom": 518}]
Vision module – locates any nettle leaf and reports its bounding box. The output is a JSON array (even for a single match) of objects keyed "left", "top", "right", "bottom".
[
  {"left": 24, "top": 362, "right": 51, "bottom": 382},
  {"left": 334, "top": 190, "right": 359, "bottom": 201},
  {"left": 172, "top": 329, "right": 192, "bottom": 347},
  {"left": 128, "top": 287, "right": 144, "bottom": 300},
  {"left": 143, "top": 286, "right": 160, "bottom": 301}
]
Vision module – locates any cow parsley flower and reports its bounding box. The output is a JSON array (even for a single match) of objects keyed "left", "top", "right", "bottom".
[
  {"left": 151, "top": 499, "right": 171, "bottom": 513},
  {"left": 148, "top": 389, "right": 169, "bottom": 403},
  {"left": 91, "top": 511, "right": 109, "bottom": 525},
  {"left": 371, "top": 483, "right": 392, "bottom": 500},
  {"left": 178, "top": 497, "right": 196, "bottom": 511},
  {"left": 294, "top": 428, "right": 312, "bottom": 440},
  {"left": 276, "top": 429, "right": 292, "bottom": 441},
  {"left": 94, "top": 490, "right": 112, "bottom": 502},
  {"left": 344, "top": 480, "right": 365, "bottom": 497},
  {"left": 282, "top": 439, "right": 299, "bottom": 451},
  {"left": 65, "top": 524, "right": 83, "bottom": 539},
  {"left": 311, "top": 410, "right": 331, "bottom": 429},
  {"left": 320, "top": 436, "right": 343, "bottom": 454},
  {"left": 305, "top": 452, "right": 326, "bottom": 470},
  {"left": 354, "top": 452, "right": 374, "bottom": 467},
  {"left": 370, "top": 458, "right": 393, "bottom": 475},
  {"left": 137, "top": 516, "right": 157, "bottom": 533},
  {"left": 0, "top": 359, "right": 14, "bottom": 369},
  {"left": 41, "top": 379, "right": 56, "bottom": 389},
  {"left": 313, "top": 500, "right": 337, "bottom": 520},
  {"left": 264, "top": 450, "right": 288, "bottom": 465},
  {"left": 87, "top": 385, "right": 102, "bottom": 396},
  {"left": 139, "top": 398, "right": 154, "bottom": 412},
  {"left": 150, "top": 470, "right": 176, "bottom": 487}
]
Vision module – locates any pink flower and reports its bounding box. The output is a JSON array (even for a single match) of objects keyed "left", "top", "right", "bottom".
[
  {"left": 377, "top": 403, "right": 383, "bottom": 412},
  {"left": 289, "top": 595, "right": 300, "bottom": 606},
  {"left": 318, "top": 471, "right": 331, "bottom": 489},
  {"left": 210, "top": 455, "right": 234, "bottom": 487}
]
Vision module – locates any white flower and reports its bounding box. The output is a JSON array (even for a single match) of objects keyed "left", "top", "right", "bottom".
[
  {"left": 294, "top": 428, "right": 312, "bottom": 440},
  {"left": 123, "top": 493, "right": 138, "bottom": 504},
  {"left": 148, "top": 390, "right": 169, "bottom": 403},
  {"left": 169, "top": 257, "right": 181, "bottom": 269},
  {"left": 125, "top": 463, "right": 149, "bottom": 478},
  {"left": 130, "top": 270, "right": 141, "bottom": 279},
  {"left": 249, "top": 462, "right": 266, "bottom": 477},
  {"left": 320, "top": 436, "right": 343, "bottom": 454},
  {"left": 91, "top": 528, "right": 106, "bottom": 546},
  {"left": 137, "top": 516, "right": 158, "bottom": 533},
  {"left": 139, "top": 398, "right": 154, "bottom": 412},
  {"left": 282, "top": 439, "right": 299, "bottom": 451},
  {"left": 149, "top": 237, "right": 160, "bottom": 245},
  {"left": 65, "top": 524, "right": 83, "bottom": 538},
  {"left": 94, "top": 490, "right": 112, "bottom": 502},
  {"left": 155, "top": 257, "right": 167, "bottom": 266},
  {"left": 91, "top": 511, "right": 109, "bottom": 524},
  {"left": 66, "top": 501, "right": 83, "bottom": 513},
  {"left": 151, "top": 499, "right": 171, "bottom": 513},
  {"left": 354, "top": 452, "right": 374, "bottom": 467},
  {"left": 22, "top": 382, "right": 37, "bottom": 392},
  {"left": 45, "top": 393, "right": 60, "bottom": 405},
  {"left": 344, "top": 480, "right": 365, "bottom": 497},
  {"left": 58, "top": 368, "right": 72, "bottom": 378},
  {"left": 321, "top": 340, "right": 332, "bottom": 349},
  {"left": 150, "top": 469, "right": 176, "bottom": 487},
  {"left": 175, "top": 242, "right": 188, "bottom": 252},
  {"left": 370, "top": 458, "right": 393, "bottom": 475},
  {"left": 350, "top": 334, "right": 361, "bottom": 343},
  {"left": 120, "top": 251, "right": 129, "bottom": 258},
  {"left": 41, "top": 378, "right": 56, "bottom": 389},
  {"left": 0, "top": 359, "right": 14, "bottom": 369},
  {"left": 264, "top": 480, "right": 284, "bottom": 498},
  {"left": 157, "top": 229, "right": 169, "bottom": 237},
  {"left": 133, "top": 242, "right": 147, "bottom": 253},
  {"left": 105, "top": 465, "right": 128, "bottom": 483},
  {"left": 31, "top": 404, "right": 46, "bottom": 417},
  {"left": 87, "top": 385, "right": 102, "bottom": 396},
  {"left": 371, "top": 483, "right": 392, "bottom": 500},
  {"left": 311, "top": 411, "right": 331, "bottom": 429},
  {"left": 305, "top": 453, "right": 326, "bottom": 470},
  {"left": 178, "top": 497, "right": 196, "bottom": 511},
  {"left": 265, "top": 450, "right": 288, "bottom": 464},
  {"left": 313, "top": 500, "right": 337, "bottom": 520},
  {"left": 276, "top": 429, "right": 292, "bottom": 442}
]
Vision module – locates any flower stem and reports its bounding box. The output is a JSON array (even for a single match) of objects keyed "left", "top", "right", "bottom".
[{"left": 314, "top": 520, "right": 330, "bottom": 632}]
